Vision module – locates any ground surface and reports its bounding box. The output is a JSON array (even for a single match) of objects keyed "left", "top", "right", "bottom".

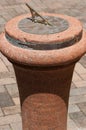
[{"left": 0, "top": 0, "right": 86, "bottom": 130}]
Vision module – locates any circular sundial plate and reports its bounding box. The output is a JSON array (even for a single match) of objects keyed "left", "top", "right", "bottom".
[
  {"left": 18, "top": 16, "right": 69, "bottom": 34},
  {"left": 5, "top": 13, "right": 82, "bottom": 50}
]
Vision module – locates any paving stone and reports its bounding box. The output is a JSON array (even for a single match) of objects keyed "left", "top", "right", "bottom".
[
  {"left": 14, "top": 5, "right": 26, "bottom": 14},
  {"left": 7, "top": 66, "right": 15, "bottom": 74},
  {"left": 0, "top": 92, "right": 14, "bottom": 107},
  {"left": 21, "top": 4, "right": 29, "bottom": 12},
  {"left": 68, "top": 104, "right": 80, "bottom": 113},
  {"left": 45, "top": 0, "right": 63, "bottom": 10},
  {"left": 70, "top": 87, "right": 86, "bottom": 96},
  {"left": 67, "top": 117, "right": 79, "bottom": 130},
  {"left": 28, "top": 0, "right": 47, "bottom": 12},
  {"left": 0, "top": 53, "right": 12, "bottom": 67},
  {"left": 12, "top": 97, "right": 20, "bottom": 105},
  {"left": 2, "top": 4, "right": 20, "bottom": 10},
  {"left": 2, "top": 105, "right": 20, "bottom": 115},
  {"left": 2, "top": 12, "right": 13, "bottom": 21},
  {"left": 6, "top": 0, "right": 17, "bottom": 5},
  {"left": 10, "top": 122, "right": 22, "bottom": 130},
  {"left": 79, "top": 56, "right": 86, "bottom": 68},
  {"left": 75, "top": 63, "right": 86, "bottom": 74},
  {"left": 5, "top": 84, "right": 19, "bottom": 98},
  {"left": 0, "top": 25, "right": 4, "bottom": 33},
  {"left": 80, "top": 73, "right": 86, "bottom": 80},
  {"left": 6, "top": 8, "right": 18, "bottom": 17},
  {"left": 0, "top": 72, "right": 15, "bottom": 79},
  {"left": 0, "top": 78, "right": 16, "bottom": 86},
  {"left": 71, "top": 82, "right": 76, "bottom": 88},
  {"left": 72, "top": 71, "right": 82, "bottom": 82},
  {"left": 14, "top": 0, "right": 24, "bottom": 4},
  {"left": 0, "top": 108, "right": 3, "bottom": 117},
  {"left": 78, "top": 102, "right": 86, "bottom": 116},
  {"left": 69, "top": 95, "right": 86, "bottom": 104},
  {"left": 0, "top": 5, "right": 3, "bottom": 9},
  {"left": 70, "top": 112, "right": 86, "bottom": 128},
  {"left": 0, "top": 0, "right": 9, "bottom": 6},
  {"left": 0, "top": 125, "right": 11, "bottom": 130},
  {"left": 1, "top": 9, "right": 17, "bottom": 21},
  {"left": 0, "top": 17, "right": 6, "bottom": 25},
  {"left": 0, "top": 59, "right": 8, "bottom": 72},
  {"left": 0, "top": 114, "right": 21, "bottom": 125},
  {"left": 74, "top": 80, "right": 86, "bottom": 88},
  {"left": 0, "top": 86, "right": 6, "bottom": 93}
]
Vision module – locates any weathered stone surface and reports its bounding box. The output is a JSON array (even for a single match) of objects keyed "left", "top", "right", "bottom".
[
  {"left": 70, "top": 112, "right": 86, "bottom": 128},
  {"left": 68, "top": 104, "right": 80, "bottom": 113},
  {"left": 0, "top": 114, "right": 21, "bottom": 125},
  {"left": 2, "top": 105, "right": 20, "bottom": 115},
  {"left": 0, "top": 92, "right": 14, "bottom": 107},
  {"left": 69, "top": 95, "right": 86, "bottom": 104},
  {"left": 0, "top": 78, "right": 16, "bottom": 86},
  {"left": 10, "top": 122, "right": 22, "bottom": 130},
  {"left": 5, "top": 83, "right": 19, "bottom": 98},
  {"left": 78, "top": 102, "right": 86, "bottom": 115},
  {"left": 0, "top": 108, "right": 3, "bottom": 117},
  {"left": 0, "top": 125, "right": 11, "bottom": 130},
  {"left": 12, "top": 97, "right": 20, "bottom": 105},
  {"left": 70, "top": 87, "right": 86, "bottom": 96}
]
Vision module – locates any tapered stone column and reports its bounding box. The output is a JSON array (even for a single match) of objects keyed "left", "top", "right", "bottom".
[{"left": 0, "top": 13, "right": 86, "bottom": 130}]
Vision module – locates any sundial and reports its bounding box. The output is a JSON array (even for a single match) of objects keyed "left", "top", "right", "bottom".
[
  {"left": 25, "top": 3, "right": 52, "bottom": 26},
  {"left": 19, "top": 3, "right": 69, "bottom": 35},
  {"left": 5, "top": 3, "right": 82, "bottom": 50}
]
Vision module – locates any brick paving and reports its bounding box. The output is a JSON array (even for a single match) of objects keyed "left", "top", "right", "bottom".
[{"left": 0, "top": 0, "right": 86, "bottom": 130}]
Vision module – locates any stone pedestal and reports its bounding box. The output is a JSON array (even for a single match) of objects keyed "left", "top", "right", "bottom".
[{"left": 0, "top": 13, "right": 86, "bottom": 130}]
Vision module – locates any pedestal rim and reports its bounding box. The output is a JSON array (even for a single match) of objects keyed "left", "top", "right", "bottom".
[
  {"left": 5, "top": 13, "right": 82, "bottom": 44},
  {"left": 0, "top": 31, "right": 86, "bottom": 67}
]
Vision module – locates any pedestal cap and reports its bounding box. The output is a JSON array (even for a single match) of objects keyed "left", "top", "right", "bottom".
[{"left": 0, "top": 13, "right": 86, "bottom": 67}]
